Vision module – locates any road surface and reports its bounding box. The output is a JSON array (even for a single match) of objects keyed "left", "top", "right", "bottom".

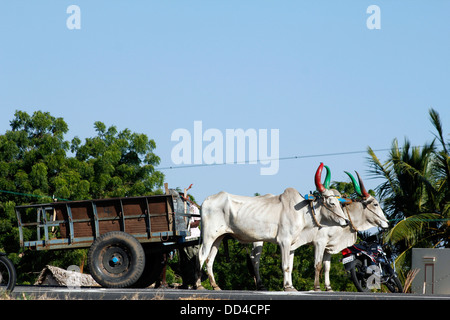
[
  {"left": 6, "top": 286, "right": 448, "bottom": 319},
  {"left": 10, "top": 285, "right": 450, "bottom": 300}
]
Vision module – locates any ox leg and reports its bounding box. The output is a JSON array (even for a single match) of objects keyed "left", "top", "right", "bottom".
[
  {"left": 196, "top": 234, "right": 221, "bottom": 289},
  {"left": 250, "top": 242, "right": 266, "bottom": 291},
  {"left": 205, "top": 235, "right": 225, "bottom": 290},
  {"left": 323, "top": 252, "right": 333, "bottom": 291},
  {"left": 195, "top": 245, "right": 206, "bottom": 290},
  {"left": 313, "top": 242, "right": 326, "bottom": 291},
  {"left": 281, "top": 243, "right": 296, "bottom": 291},
  {"left": 286, "top": 249, "right": 296, "bottom": 291}
]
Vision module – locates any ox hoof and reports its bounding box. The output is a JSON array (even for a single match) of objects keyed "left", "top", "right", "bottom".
[
  {"left": 325, "top": 286, "right": 333, "bottom": 292},
  {"left": 257, "top": 286, "right": 268, "bottom": 291},
  {"left": 195, "top": 285, "right": 206, "bottom": 290},
  {"left": 284, "top": 286, "right": 297, "bottom": 292},
  {"left": 314, "top": 287, "right": 322, "bottom": 292},
  {"left": 213, "top": 286, "right": 222, "bottom": 291}
]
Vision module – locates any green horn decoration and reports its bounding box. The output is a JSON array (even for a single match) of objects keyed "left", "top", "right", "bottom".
[
  {"left": 324, "top": 165, "right": 331, "bottom": 189},
  {"left": 344, "top": 171, "right": 362, "bottom": 197}
]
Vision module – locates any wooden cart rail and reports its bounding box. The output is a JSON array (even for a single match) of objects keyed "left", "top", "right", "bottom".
[{"left": 16, "top": 194, "right": 193, "bottom": 251}]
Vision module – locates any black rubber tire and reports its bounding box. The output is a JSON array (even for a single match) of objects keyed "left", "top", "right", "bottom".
[
  {"left": 0, "top": 255, "right": 17, "bottom": 293},
  {"left": 349, "top": 259, "right": 370, "bottom": 292},
  {"left": 385, "top": 275, "right": 403, "bottom": 293},
  {"left": 88, "top": 231, "right": 145, "bottom": 288},
  {"left": 384, "top": 264, "right": 403, "bottom": 293}
]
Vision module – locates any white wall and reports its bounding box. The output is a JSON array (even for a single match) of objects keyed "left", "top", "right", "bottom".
[{"left": 411, "top": 248, "right": 450, "bottom": 294}]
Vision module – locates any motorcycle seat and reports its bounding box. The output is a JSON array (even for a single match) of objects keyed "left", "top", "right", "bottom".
[{"left": 353, "top": 243, "right": 379, "bottom": 254}]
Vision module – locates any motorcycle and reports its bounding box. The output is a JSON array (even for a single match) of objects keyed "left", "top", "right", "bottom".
[
  {"left": 341, "top": 240, "right": 403, "bottom": 293},
  {"left": 0, "top": 252, "right": 16, "bottom": 293}
]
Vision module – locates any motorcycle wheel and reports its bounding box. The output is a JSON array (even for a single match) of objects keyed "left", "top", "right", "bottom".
[
  {"left": 384, "top": 276, "right": 403, "bottom": 293},
  {"left": 349, "top": 259, "right": 371, "bottom": 292},
  {"left": 383, "top": 264, "right": 403, "bottom": 293}
]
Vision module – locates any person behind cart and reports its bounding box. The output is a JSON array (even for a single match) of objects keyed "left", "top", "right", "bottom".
[{"left": 179, "top": 194, "right": 201, "bottom": 289}]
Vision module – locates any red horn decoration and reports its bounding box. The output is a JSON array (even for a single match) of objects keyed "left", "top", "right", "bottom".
[
  {"left": 355, "top": 172, "right": 370, "bottom": 198},
  {"left": 315, "top": 162, "right": 326, "bottom": 193}
]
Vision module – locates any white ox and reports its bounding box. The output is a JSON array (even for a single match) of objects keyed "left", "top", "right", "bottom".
[
  {"left": 195, "top": 163, "right": 348, "bottom": 291},
  {"left": 249, "top": 167, "right": 389, "bottom": 291}
]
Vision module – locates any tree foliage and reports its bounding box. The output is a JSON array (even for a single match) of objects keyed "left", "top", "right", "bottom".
[
  {"left": 0, "top": 110, "right": 164, "bottom": 283},
  {"left": 367, "top": 108, "right": 450, "bottom": 279}
]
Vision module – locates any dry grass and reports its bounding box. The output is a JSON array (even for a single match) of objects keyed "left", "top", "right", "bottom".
[
  {"left": 179, "top": 295, "right": 221, "bottom": 300},
  {"left": 403, "top": 268, "right": 420, "bottom": 293},
  {"left": 1, "top": 292, "right": 46, "bottom": 300},
  {"left": 0, "top": 288, "right": 222, "bottom": 300}
]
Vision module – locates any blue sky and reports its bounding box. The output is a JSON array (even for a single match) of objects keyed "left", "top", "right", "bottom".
[{"left": 0, "top": 1, "right": 449, "bottom": 203}]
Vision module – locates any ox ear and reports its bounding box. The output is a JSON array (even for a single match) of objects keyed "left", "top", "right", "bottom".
[{"left": 344, "top": 171, "right": 363, "bottom": 197}]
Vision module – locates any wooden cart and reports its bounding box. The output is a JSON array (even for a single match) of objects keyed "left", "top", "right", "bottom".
[{"left": 15, "top": 190, "right": 199, "bottom": 288}]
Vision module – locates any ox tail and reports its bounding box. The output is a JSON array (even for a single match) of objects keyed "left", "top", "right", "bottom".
[{"left": 223, "top": 235, "right": 230, "bottom": 262}]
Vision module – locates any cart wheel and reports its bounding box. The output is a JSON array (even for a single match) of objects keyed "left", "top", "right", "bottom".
[{"left": 88, "top": 231, "right": 145, "bottom": 288}]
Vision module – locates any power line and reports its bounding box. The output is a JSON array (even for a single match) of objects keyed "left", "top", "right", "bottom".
[
  {"left": 389, "top": 218, "right": 450, "bottom": 222},
  {"left": 156, "top": 147, "right": 396, "bottom": 171},
  {"left": 0, "top": 190, "right": 69, "bottom": 201}
]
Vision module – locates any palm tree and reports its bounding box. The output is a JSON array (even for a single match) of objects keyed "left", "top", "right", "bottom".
[
  {"left": 428, "top": 108, "right": 450, "bottom": 221},
  {"left": 367, "top": 108, "right": 450, "bottom": 277}
]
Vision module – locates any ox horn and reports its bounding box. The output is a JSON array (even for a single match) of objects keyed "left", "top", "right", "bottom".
[
  {"left": 344, "top": 171, "right": 362, "bottom": 197},
  {"left": 324, "top": 165, "right": 331, "bottom": 189},
  {"left": 315, "top": 162, "right": 326, "bottom": 193},
  {"left": 356, "top": 171, "right": 370, "bottom": 198}
]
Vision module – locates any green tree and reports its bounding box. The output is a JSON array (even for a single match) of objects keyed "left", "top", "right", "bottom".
[
  {"left": 0, "top": 110, "right": 164, "bottom": 283},
  {"left": 71, "top": 121, "right": 164, "bottom": 199},
  {"left": 367, "top": 108, "right": 450, "bottom": 279}
]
